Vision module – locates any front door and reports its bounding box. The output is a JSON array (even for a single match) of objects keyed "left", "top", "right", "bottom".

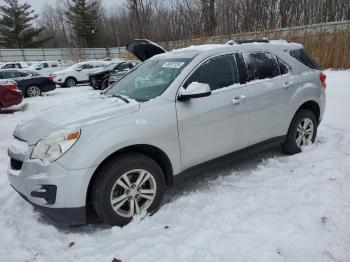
[{"left": 176, "top": 54, "right": 250, "bottom": 170}]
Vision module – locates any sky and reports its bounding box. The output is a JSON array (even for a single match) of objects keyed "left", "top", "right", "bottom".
[{"left": 1, "top": 0, "right": 125, "bottom": 13}]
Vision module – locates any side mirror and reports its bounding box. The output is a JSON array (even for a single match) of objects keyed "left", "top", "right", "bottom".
[
  {"left": 178, "top": 82, "right": 211, "bottom": 101},
  {"left": 76, "top": 68, "right": 82, "bottom": 71}
]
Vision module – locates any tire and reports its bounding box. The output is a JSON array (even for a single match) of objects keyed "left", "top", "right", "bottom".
[
  {"left": 101, "top": 78, "right": 109, "bottom": 90},
  {"left": 281, "top": 109, "right": 317, "bottom": 154},
  {"left": 91, "top": 153, "right": 165, "bottom": 226},
  {"left": 65, "top": 77, "right": 77, "bottom": 87},
  {"left": 25, "top": 85, "right": 42, "bottom": 97}
]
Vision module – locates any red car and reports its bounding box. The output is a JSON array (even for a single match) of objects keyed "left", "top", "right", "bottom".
[{"left": 0, "top": 80, "right": 23, "bottom": 110}]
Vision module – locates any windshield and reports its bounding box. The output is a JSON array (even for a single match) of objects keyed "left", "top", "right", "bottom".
[
  {"left": 103, "top": 63, "right": 119, "bottom": 71},
  {"left": 105, "top": 58, "right": 191, "bottom": 102}
]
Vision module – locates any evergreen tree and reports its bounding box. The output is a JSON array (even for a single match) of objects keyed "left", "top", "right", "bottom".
[
  {"left": 0, "top": 0, "right": 48, "bottom": 48},
  {"left": 66, "top": 0, "right": 99, "bottom": 48}
]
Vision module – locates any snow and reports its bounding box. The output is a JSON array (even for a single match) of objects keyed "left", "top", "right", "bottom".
[{"left": 1, "top": 71, "right": 350, "bottom": 261}]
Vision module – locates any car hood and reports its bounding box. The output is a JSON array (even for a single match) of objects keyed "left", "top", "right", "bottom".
[
  {"left": 14, "top": 94, "right": 140, "bottom": 145},
  {"left": 53, "top": 68, "right": 71, "bottom": 75}
]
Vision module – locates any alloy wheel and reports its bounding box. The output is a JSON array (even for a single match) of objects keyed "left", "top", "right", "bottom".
[
  {"left": 27, "top": 86, "right": 41, "bottom": 97},
  {"left": 110, "top": 169, "right": 157, "bottom": 218},
  {"left": 66, "top": 78, "right": 76, "bottom": 87},
  {"left": 296, "top": 117, "right": 314, "bottom": 147}
]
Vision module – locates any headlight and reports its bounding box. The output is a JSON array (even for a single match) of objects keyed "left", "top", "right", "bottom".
[{"left": 31, "top": 129, "right": 80, "bottom": 162}]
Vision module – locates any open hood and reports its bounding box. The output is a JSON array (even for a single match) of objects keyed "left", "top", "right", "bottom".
[{"left": 126, "top": 39, "right": 166, "bottom": 61}]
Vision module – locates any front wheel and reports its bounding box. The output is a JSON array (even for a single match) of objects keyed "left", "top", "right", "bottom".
[
  {"left": 91, "top": 153, "right": 165, "bottom": 226},
  {"left": 281, "top": 109, "right": 317, "bottom": 154}
]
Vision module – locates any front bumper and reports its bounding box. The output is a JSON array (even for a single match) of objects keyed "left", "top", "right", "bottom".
[
  {"left": 13, "top": 186, "right": 87, "bottom": 225},
  {"left": 7, "top": 140, "right": 96, "bottom": 225}
]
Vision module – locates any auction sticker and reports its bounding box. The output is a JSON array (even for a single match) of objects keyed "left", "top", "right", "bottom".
[{"left": 162, "top": 62, "right": 185, "bottom": 68}]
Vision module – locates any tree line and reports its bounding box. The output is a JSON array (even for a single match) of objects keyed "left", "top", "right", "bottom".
[{"left": 0, "top": 0, "right": 349, "bottom": 49}]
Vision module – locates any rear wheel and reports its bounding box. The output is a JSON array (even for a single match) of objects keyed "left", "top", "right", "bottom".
[
  {"left": 281, "top": 109, "right": 317, "bottom": 154},
  {"left": 26, "top": 85, "right": 41, "bottom": 97},
  {"left": 65, "top": 77, "right": 77, "bottom": 87},
  {"left": 91, "top": 153, "right": 165, "bottom": 226}
]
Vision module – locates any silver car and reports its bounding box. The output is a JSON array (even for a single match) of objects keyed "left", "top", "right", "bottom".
[{"left": 7, "top": 39, "right": 326, "bottom": 226}]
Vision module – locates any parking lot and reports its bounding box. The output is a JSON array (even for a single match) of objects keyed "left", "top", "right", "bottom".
[{"left": 1, "top": 70, "right": 350, "bottom": 262}]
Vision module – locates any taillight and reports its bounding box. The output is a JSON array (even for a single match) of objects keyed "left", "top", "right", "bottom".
[
  {"left": 1, "top": 84, "right": 17, "bottom": 90},
  {"left": 47, "top": 76, "right": 54, "bottom": 81},
  {"left": 320, "top": 72, "right": 326, "bottom": 89}
]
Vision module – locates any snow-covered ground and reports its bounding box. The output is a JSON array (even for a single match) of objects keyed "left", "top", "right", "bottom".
[{"left": 0, "top": 71, "right": 349, "bottom": 262}]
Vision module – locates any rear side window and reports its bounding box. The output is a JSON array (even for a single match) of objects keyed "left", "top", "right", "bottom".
[
  {"left": 289, "top": 48, "right": 319, "bottom": 69},
  {"left": 51, "top": 63, "right": 58, "bottom": 67},
  {"left": 3, "top": 70, "right": 20, "bottom": 78},
  {"left": 278, "top": 59, "right": 290, "bottom": 75},
  {"left": 243, "top": 52, "right": 280, "bottom": 81},
  {"left": 185, "top": 54, "right": 239, "bottom": 91}
]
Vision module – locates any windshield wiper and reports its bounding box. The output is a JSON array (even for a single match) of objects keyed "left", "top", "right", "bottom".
[{"left": 111, "top": 94, "right": 130, "bottom": 104}]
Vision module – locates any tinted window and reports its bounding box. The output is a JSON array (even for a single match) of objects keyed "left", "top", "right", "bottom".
[
  {"left": 43, "top": 63, "right": 49, "bottom": 68},
  {"left": 289, "top": 48, "right": 319, "bottom": 69},
  {"left": 278, "top": 59, "right": 290, "bottom": 75},
  {"left": 20, "top": 71, "right": 30, "bottom": 77},
  {"left": 243, "top": 52, "right": 280, "bottom": 81},
  {"left": 234, "top": 53, "right": 248, "bottom": 84},
  {"left": 3, "top": 64, "right": 14, "bottom": 69},
  {"left": 51, "top": 63, "right": 58, "bottom": 67},
  {"left": 81, "top": 64, "right": 92, "bottom": 69},
  {"left": 185, "top": 55, "right": 238, "bottom": 91},
  {"left": 117, "top": 63, "right": 129, "bottom": 70},
  {"left": 2, "top": 70, "right": 20, "bottom": 78}
]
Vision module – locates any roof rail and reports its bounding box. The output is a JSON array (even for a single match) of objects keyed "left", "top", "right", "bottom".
[{"left": 225, "top": 39, "right": 269, "bottom": 45}]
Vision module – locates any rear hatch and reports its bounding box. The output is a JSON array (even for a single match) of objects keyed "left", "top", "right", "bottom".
[{"left": 126, "top": 39, "right": 166, "bottom": 61}]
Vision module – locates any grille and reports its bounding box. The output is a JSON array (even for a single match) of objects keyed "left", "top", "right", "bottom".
[{"left": 10, "top": 158, "right": 23, "bottom": 170}]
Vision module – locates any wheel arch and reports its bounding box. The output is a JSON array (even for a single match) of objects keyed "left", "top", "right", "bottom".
[
  {"left": 295, "top": 100, "right": 320, "bottom": 124},
  {"left": 86, "top": 144, "right": 174, "bottom": 205},
  {"left": 65, "top": 76, "right": 78, "bottom": 84}
]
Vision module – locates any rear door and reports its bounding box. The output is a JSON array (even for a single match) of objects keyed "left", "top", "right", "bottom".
[
  {"left": 238, "top": 51, "right": 293, "bottom": 145},
  {"left": 176, "top": 54, "right": 250, "bottom": 170}
]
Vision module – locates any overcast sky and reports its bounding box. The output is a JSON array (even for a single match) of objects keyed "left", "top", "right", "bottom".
[{"left": 1, "top": 0, "right": 124, "bottom": 13}]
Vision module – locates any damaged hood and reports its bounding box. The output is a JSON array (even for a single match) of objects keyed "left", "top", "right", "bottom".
[{"left": 14, "top": 94, "right": 140, "bottom": 145}]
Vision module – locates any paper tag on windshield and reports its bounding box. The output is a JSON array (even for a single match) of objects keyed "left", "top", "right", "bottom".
[{"left": 162, "top": 62, "right": 185, "bottom": 68}]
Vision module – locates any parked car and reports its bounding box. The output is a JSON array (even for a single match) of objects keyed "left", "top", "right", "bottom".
[
  {"left": 7, "top": 39, "right": 326, "bottom": 226},
  {"left": 28, "top": 60, "right": 64, "bottom": 75},
  {"left": 52, "top": 60, "right": 110, "bottom": 87},
  {"left": 0, "top": 80, "right": 22, "bottom": 110},
  {"left": 89, "top": 60, "right": 139, "bottom": 90},
  {"left": 1, "top": 62, "right": 29, "bottom": 69},
  {"left": 107, "top": 61, "right": 140, "bottom": 86},
  {"left": 0, "top": 69, "right": 56, "bottom": 97}
]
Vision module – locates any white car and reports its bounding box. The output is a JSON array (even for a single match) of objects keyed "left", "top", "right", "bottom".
[
  {"left": 28, "top": 61, "right": 64, "bottom": 76},
  {"left": 52, "top": 61, "right": 110, "bottom": 87}
]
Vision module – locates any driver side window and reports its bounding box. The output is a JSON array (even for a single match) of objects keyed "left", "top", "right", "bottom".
[{"left": 185, "top": 54, "right": 239, "bottom": 90}]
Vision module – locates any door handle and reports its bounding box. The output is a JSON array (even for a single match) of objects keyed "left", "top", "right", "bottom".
[
  {"left": 232, "top": 95, "right": 247, "bottom": 105},
  {"left": 283, "top": 81, "right": 294, "bottom": 89}
]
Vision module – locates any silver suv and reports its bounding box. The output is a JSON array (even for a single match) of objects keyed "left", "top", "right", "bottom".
[{"left": 8, "top": 39, "right": 326, "bottom": 226}]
